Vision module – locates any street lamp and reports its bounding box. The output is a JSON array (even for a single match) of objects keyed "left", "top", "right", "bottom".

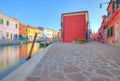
[
  {"left": 100, "top": 2, "right": 109, "bottom": 8},
  {"left": 100, "top": 0, "right": 118, "bottom": 9}
]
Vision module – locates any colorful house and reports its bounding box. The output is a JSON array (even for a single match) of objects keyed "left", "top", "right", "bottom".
[
  {"left": 26, "top": 25, "right": 36, "bottom": 41},
  {"left": 52, "top": 30, "right": 59, "bottom": 39},
  {"left": 100, "top": 15, "right": 108, "bottom": 43},
  {"left": 43, "top": 28, "right": 54, "bottom": 39},
  {"left": 0, "top": 13, "right": 19, "bottom": 41},
  {"left": 106, "top": 0, "right": 120, "bottom": 46},
  {"left": 19, "top": 23, "right": 28, "bottom": 40},
  {"left": 61, "top": 11, "right": 89, "bottom": 43},
  {"left": 35, "top": 27, "right": 43, "bottom": 40},
  {"left": 97, "top": 15, "right": 107, "bottom": 43}
]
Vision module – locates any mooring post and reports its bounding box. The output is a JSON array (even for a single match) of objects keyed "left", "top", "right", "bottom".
[{"left": 26, "top": 33, "right": 37, "bottom": 60}]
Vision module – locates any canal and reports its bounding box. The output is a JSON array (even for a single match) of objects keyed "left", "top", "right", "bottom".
[{"left": 0, "top": 42, "right": 42, "bottom": 80}]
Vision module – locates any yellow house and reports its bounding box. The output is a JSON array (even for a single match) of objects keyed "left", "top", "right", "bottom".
[
  {"left": 53, "top": 30, "right": 59, "bottom": 39},
  {"left": 27, "top": 25, "right": 36, "bottom": 41}
]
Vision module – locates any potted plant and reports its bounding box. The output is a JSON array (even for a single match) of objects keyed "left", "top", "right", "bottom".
[{"left": 74, "top": 39, "right": 87, "bottom": 44}]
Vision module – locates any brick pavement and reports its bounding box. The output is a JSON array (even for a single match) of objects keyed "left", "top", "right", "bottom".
[{"left": 24, "top": 42, "right": 120, "bottom": 81}]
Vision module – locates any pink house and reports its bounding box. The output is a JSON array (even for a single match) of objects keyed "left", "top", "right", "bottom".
[{"left": 0, "top": 13, "right": 19, "bottom": 41}]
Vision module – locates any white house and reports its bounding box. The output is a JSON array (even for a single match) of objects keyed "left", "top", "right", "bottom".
[{"left": 43, "top": 28, "right": 53, "bottom": 39}]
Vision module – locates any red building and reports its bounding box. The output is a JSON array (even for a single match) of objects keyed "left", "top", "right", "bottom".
[
  {"left": 61, "top": 11, "right": 89, "bottom": 43},
  {"left": 19, "top": 23, "right": 28, "bottom": 40}
]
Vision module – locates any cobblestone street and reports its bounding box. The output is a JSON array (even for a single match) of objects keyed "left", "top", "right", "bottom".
[{"left": 25, "top": 42, "right": 120, "bottom": 81}]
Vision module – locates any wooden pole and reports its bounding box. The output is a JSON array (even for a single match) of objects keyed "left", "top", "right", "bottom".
[
  {"left": 44, "top": 38, "right": 47, "bottom": 48},
  {"left": 26, "top": 33, "right": 37, "bottom": 60}
]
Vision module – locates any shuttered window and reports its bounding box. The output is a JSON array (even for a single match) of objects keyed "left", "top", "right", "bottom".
[
  {"left": 15, "top": 24, "right": 18, "bottom": 28},
  {"left": 6, "top": 32, "right": 9, "bottom": 38},
  {"left": 0, "top": 18, "right": 3, "bottom": 24},
  {"left": 107, "top": 27, "right": 113, "bottom": 37},
  {"left": 6, "top": 21, "right": 9, "bottom": 26}
]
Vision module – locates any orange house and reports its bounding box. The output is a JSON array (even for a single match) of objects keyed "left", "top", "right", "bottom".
[
  {"left": 107, "top": 0, "right": 120, "bottom": 46},
  {"left": 97, "top": 15, "right": 108, "bottom": 43},
  {"left": 19, "top": 23, "right": 28, "bottom": 40},
  {"left": 101, "top": 15, "right": 108, "bottom": 43}
]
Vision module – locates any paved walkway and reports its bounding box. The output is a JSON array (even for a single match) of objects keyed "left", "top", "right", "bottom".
[{"left": 24, "top": 42, "right": 120, "bottom": 81}]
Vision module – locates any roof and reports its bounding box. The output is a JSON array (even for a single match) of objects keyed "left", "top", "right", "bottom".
[
  {"left": 0, "top": 13, "right": 19, "bottom": 22},
  {"left": 62, "top": 11, "right": 88, "bottom": 16}
]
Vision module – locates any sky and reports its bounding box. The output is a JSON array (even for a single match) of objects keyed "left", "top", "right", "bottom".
[{"left": 0, "top": 0, "right": 110, "bottom": 32}]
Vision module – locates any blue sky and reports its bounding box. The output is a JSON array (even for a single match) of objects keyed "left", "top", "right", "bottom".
[{"left": 0, "top": 0, "right": 109, "bottom": 32}]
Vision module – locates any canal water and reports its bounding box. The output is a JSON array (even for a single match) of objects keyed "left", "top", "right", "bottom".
[{"left": 0, "top": 42, "right": 42, "bottom": 80}]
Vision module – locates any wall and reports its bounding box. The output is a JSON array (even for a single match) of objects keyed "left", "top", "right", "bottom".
[
  {"left": 62, "top": 13, "right": 87, "bottom": 43},
  {"left": 0, "top": 14, "right": 19, "bottom": 41},
  {"left": 27, "top": 25, "right": 36, "bottom": 41},
  {"left": 43, "top": 28, "right": 53, "bottom": 39},
  {"left": 19, "top": 23, "right": 28, "bottom": 40}
]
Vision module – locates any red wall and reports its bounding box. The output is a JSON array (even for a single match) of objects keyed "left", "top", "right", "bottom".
[{"left": 62, "top": 14, "right": 87, "bottom": 43}]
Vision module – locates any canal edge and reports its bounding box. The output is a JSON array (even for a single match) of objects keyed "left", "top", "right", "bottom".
[{"left": 1, "top": 43, "right": 54, "bottom": 81}]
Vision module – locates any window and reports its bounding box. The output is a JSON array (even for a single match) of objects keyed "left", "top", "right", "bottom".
[
  {"left": 26, "top": 29, "right": 27, "bottom": 32},
  {"left": 6, "top": 32, "right": 9, "bottom": 38},
  {"left": 0, "top": 18, "right": 3, "bottom": 24},
  {"left": 107, "top": 12, "right": 110, "bottom": 18},
  {"left": 107, "top": 27, "right": 113, "bottom": 37},
  {"left": 6, "top": 21, "right": 9, "bottom": 26},
  {"left": 112, "top": 0, "right": 119, "bottom": 10},
  {"left": 111, "top": 27, "right": 113, "bottom": 36},
  {"left": 15, "top": 24, "right": 18, "bottom": 28},
  {"left": 24, "top": 28, "right": 27, "bottom": 32},
  {"left": 103, "top": 26, "right": 107, "bottom": 29}
]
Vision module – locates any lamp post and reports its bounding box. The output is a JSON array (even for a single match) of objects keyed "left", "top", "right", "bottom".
[
  {"left": 100, "top": 2, "right": 109, "bottom": 8},
  {"left": 100, "top": 0, "right": 118, "bottom": 9}
]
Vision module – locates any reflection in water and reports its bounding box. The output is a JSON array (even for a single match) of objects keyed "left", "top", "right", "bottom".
[
  {"left": 0, "top": 42, "right": 41, "bottom": 80},
  {"left": 26, "top": 43, "right": 40, "bottom": 56}
]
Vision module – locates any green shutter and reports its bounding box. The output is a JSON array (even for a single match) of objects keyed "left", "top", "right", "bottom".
[
  {"left": 112, "top": 2, "right": 115, "bottom": 9},
  {"left": 107, "top": 28, "right": 111, "bottom": 37},
  {"left": 0, "top": 19, "right": 1, "bottom": 24},
  {"left": 108, "top": 27, "right": 113, "bottom": 37},
  {"left": 6, "top": 21, "right": 9, "bottom": 26},
  {"left": 6, "top": 32, "right": 9, "bottom": 38},
  {"left": 109, "top": 28, "right": 111, "bottom": 37},
  {"left": 107, "top": 12, "right": 110, "bottom": 18},
  {"left": 116, "top": 0, "right": 119, "bottom": 9},
  {"left": 0, "top": 19, "right": 3, "bottom": 24},
  {"left": 16, "top": 24, "right": 18, "bottom": 28},
  {"left": 107, "top": 29, "right": 109, "bottom": 37},
  {"left": 110, "top": 27, "right": 113, "bottom": 36},
  {"left": 112, "top": 0, "right": 118, "bottom": 9},
  {"left": 2, "top": 19, "right": 3, "bottom": 24}
]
